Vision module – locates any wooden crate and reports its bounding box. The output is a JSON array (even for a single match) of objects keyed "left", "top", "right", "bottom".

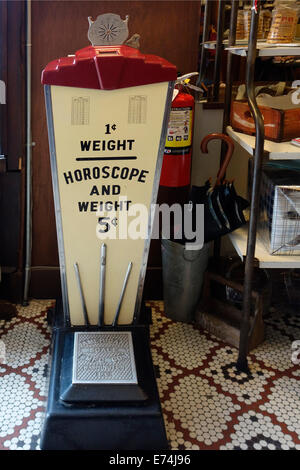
[
  {"left": 231, "top": 99, "right": 300, "bottom": 142},
  {"left": 195, "top": 271, "right": 267, "bottom": 352}
]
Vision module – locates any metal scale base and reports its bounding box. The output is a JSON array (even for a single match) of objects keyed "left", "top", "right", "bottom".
[{"left": 40, "top": 303, "right": 168, "bottom": 450}]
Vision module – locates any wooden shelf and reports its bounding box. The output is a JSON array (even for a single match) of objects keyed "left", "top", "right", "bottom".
[
  {"left": 203, "top": 41, "right": 300, "bottom": 56},
  {"left": 229, "top": 224, "right": 300, "bottom": 269},
  {"left": 226, "top": 42, "right": 300, "bottom": 57},
  {"left": 227, "top": 126, "right": 300, "bottom": 160},
  {"left": 203, "top": 39, "right": 249, "bottom": 50}
]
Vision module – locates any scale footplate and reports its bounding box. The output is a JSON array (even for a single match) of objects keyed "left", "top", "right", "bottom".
[
  {"left": 72, "top": 331, "right": 137, "bottom": 385},
  {"left": 59, "top": 328, "right": 148, "bottom": 403}
]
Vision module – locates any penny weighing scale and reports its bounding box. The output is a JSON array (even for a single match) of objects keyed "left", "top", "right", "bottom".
[{"left": 40, "top": 14, "right": 177, "bottom": 450}]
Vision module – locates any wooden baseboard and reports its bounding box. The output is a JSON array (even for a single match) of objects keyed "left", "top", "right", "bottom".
[
  {"left": 3, "top": 265, "right": 163, "bottom": 302},
  {"left": 0, "top": 270, "right": 23, "bottom": 303},
  {"left": 144, "top": 266, "right": 163, "bottom": 300},
  {"left": 29, "top": 267, "right": 61, "bottom": 299}
]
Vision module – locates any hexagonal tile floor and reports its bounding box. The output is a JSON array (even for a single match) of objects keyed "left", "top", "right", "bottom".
[{"left": 0, "top": 299, "right": 300, "bottom": 450}]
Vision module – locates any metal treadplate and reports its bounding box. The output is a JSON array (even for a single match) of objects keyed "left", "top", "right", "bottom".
[{"left": 72, "top": 331, "right": 137, "bottom": 384}]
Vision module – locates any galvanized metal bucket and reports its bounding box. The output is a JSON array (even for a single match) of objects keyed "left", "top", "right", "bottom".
[{"left": 161, "top": 239, "right": 211, "bottom": 323}]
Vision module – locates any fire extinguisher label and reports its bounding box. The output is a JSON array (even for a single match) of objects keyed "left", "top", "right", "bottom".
[{"left": 165, "top": 106, "right": 192, "bottom": 149}]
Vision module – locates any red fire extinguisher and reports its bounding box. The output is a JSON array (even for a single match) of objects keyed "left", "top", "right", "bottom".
[{"left": 160, "top": 73, "right": 202, "bottom": 191}]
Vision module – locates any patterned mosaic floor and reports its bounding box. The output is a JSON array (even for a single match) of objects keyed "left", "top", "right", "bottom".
[{"left": 0, "top": 299, "right": 299, "bottom": 450}]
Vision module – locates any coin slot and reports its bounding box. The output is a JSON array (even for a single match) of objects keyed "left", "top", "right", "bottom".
[{"left": 97, "top": 50, "right": 119, "bottom": 55}]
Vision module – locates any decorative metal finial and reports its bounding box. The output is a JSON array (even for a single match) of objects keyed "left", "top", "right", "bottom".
[
  {"left": 87, "top": 13, "right": 129, "bottom": 46},
  {"left": 125, "top": 33, "right": 140, "bottom": 49}
]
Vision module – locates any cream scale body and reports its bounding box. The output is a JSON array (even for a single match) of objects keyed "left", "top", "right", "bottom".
[{"left": 40, "top": 14, "right": 176, "bottom": 450}]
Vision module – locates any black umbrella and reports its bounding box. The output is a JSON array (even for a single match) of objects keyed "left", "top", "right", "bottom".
[{"left": 190, "top": 133, "right": 249, "bottom": 243}]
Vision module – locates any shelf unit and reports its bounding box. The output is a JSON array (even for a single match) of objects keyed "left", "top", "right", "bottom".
[
  {"left": 202, "top": 0, "right": 300, "bottom": 372},
  {"left": 227, "top": 126, "right": 300, "bottom": 160},
  {"left": 229, "top": 225, "right": 300, "bottom": 269},
  {"left": 225, "top": 22, "right": 300, "bottom": 272}
]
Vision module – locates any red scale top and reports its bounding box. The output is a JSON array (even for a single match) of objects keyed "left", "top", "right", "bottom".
[{"left": 41, "top": 45, "right": 177, "bottom": 90}]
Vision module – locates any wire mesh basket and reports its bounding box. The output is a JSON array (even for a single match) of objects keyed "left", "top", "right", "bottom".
[{"left": 258, "top": 167, "right": 300, "bottom": 255}]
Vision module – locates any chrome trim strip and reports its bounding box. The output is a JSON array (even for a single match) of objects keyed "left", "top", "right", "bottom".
[
  {"left": 44, "top": 85, "right": 70, "bottom": 326},
  {"left": 133, "top": 81, "right": 175, "bottom": 323}
]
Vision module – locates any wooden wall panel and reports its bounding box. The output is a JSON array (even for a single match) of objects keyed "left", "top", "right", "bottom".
[
  {"left": 0, "top": 173, "right": 21, "bottom": 267},
  {"left": 2, "top": 0, "right": 26, "bottom": 171},
  {"left": 0, "top": 1, "right": 8, "bottom": 164},
  {"left": 0, "top": 1, "right": 25, "bottom": 304},
  {"left": 31, "top": 1, "right": 202, "bottom": 271}
]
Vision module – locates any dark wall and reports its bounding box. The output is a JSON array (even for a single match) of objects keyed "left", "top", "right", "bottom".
[{"left": 0, "top": 1, "right": 25, "bottom": 301}]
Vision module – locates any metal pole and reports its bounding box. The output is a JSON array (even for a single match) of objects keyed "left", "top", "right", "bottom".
[
  {"left": 98, "top": 243, "right": 106, "bottom": 327},
  {"left": 197, "top": 1, "right": 212, "bottom": 87},
  {"left": 214, "top": 1, "right": 238, "bottom": 259},
  {"left": 237, "top": 0, "right": 264, "bottom": 373},
  {"left": 222, "top": 0, "right": 238, "bottom": 131},
  {"left": 213, "top": 0, "right": 226, "bottom": 102},
  {"left": 112, "top": 262, "right": 132, "bottom": 327},
  {"left": 23, "top": 0, "right": 32, "bottom": 306},
  {"left": 74, "top": 262, "right": 90, "bottom": 326}
]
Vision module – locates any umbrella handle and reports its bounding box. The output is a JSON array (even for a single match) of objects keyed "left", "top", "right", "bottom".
[{"left": 200, "top": 133, "right": 235, "bottom": 186}]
